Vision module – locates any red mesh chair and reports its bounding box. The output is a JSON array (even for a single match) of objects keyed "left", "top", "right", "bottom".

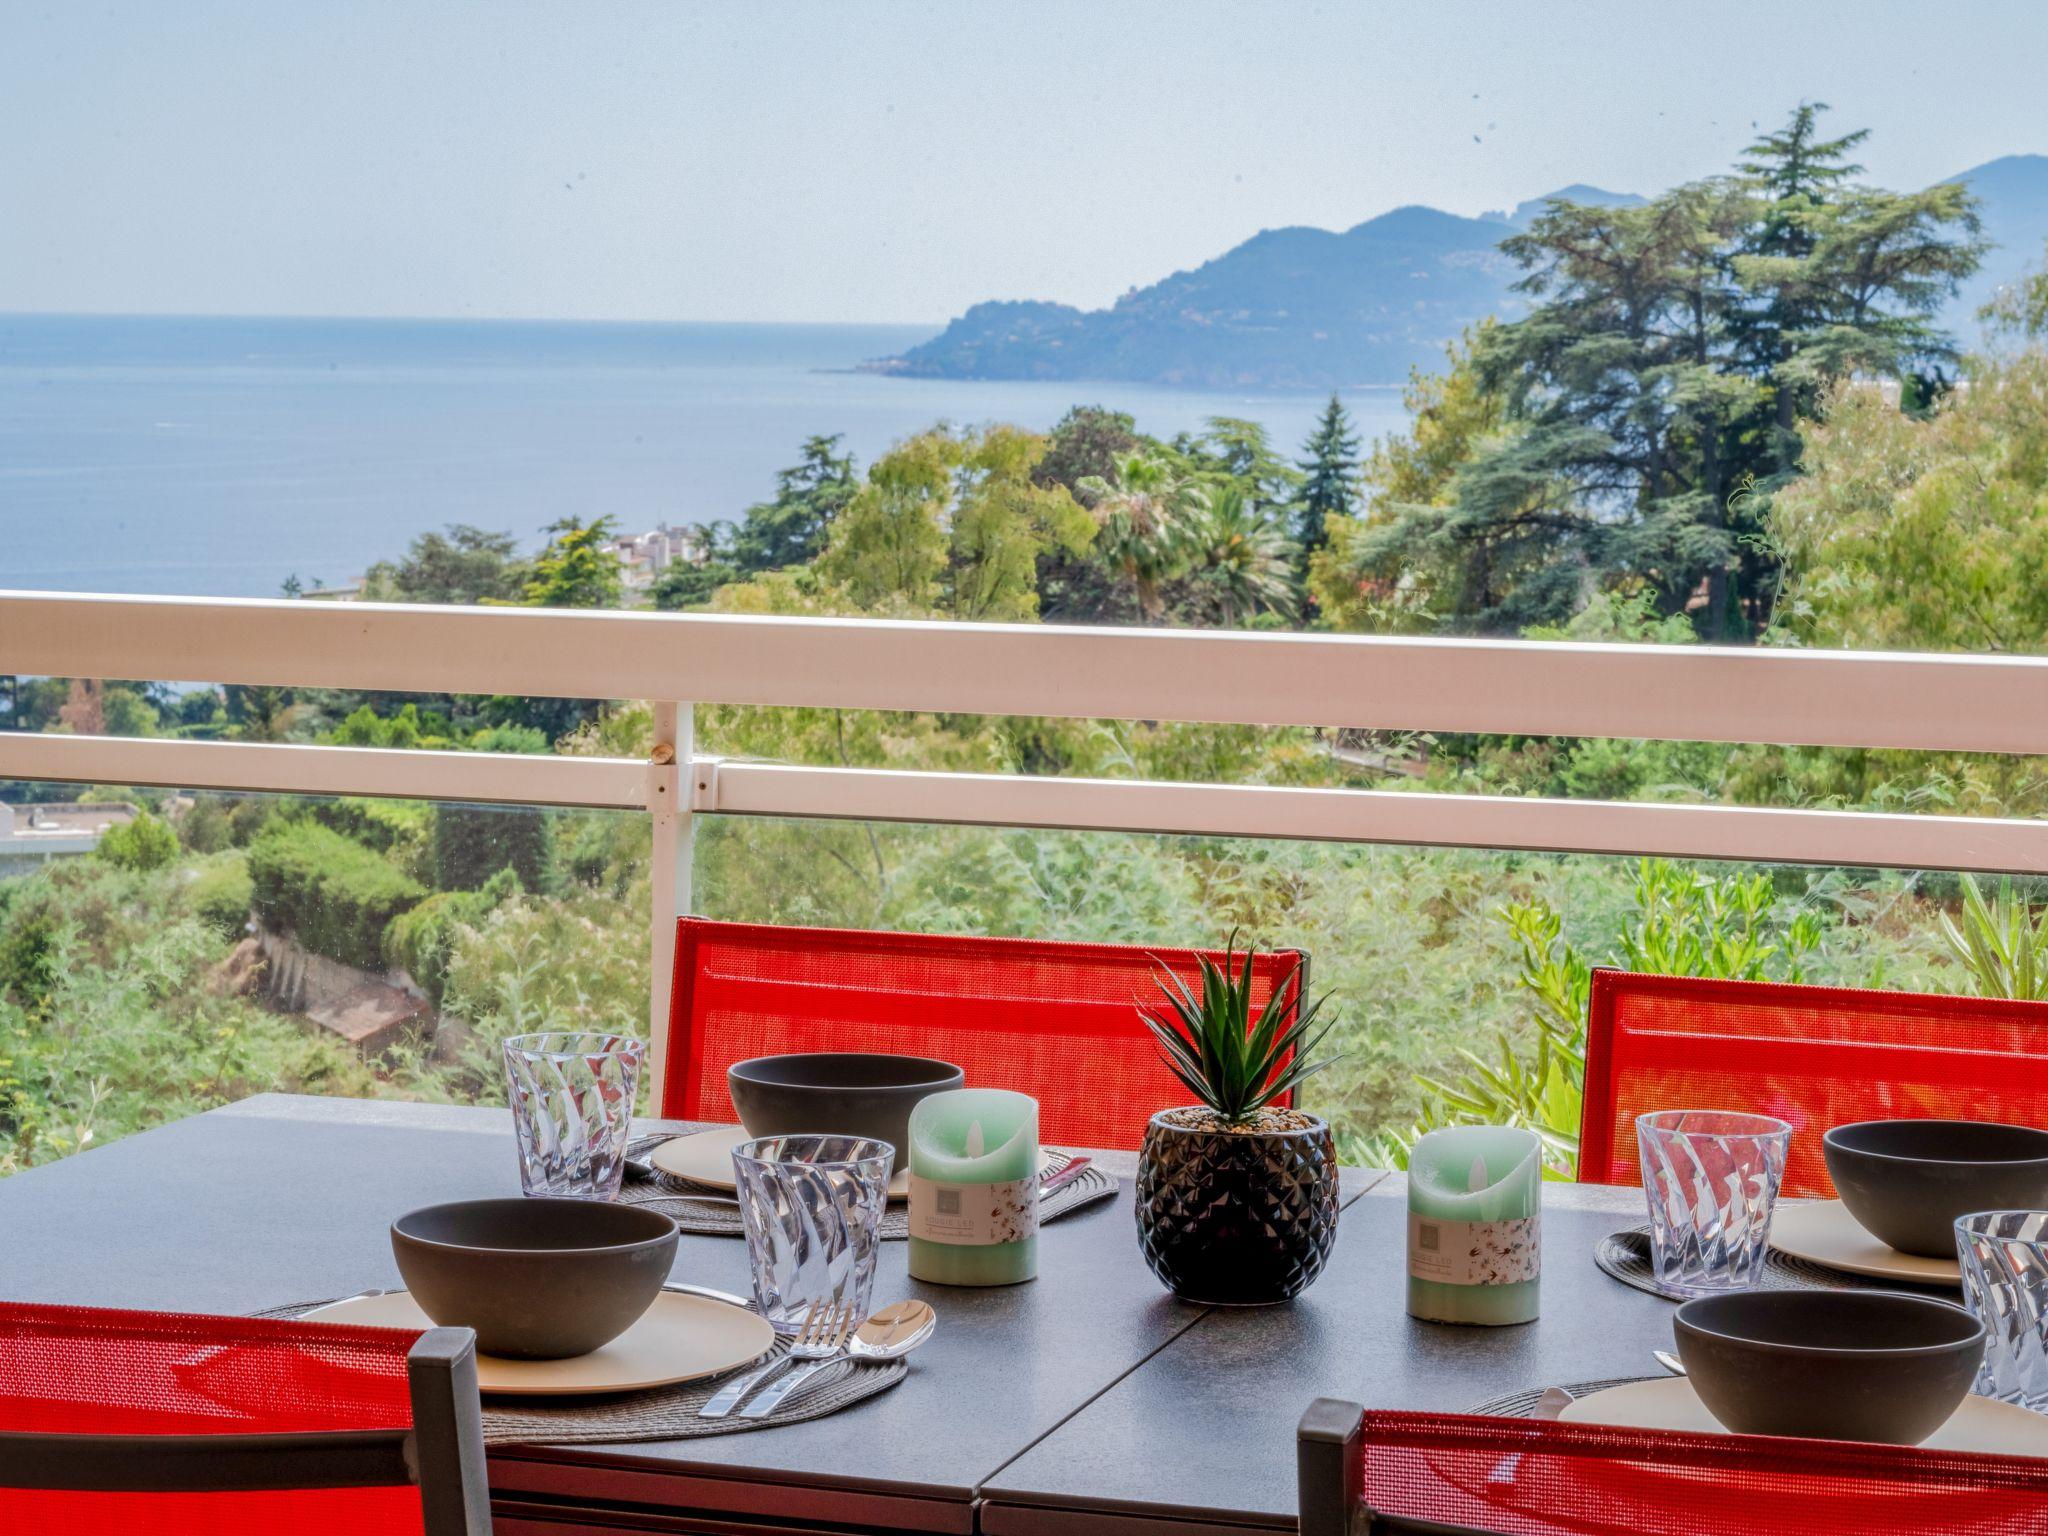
[
  {"left": 1577, "top": 970, "right": 2048, "bottom": 1195},
  {"left": 1300, "top": 1399, "right": 2048, "bottom": 1536},
  {"left": 0, "top": 1302, "right": 489, "bottom": 1536},
  {"left": 665, "top": 918, "right": 1309, "bottom": 1150}
]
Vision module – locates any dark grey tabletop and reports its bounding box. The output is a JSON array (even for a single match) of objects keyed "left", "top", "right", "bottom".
[
  {"left": 0, "top": 1096, "right": 1681, "bottom": 1535},
  {"left": 982, "top": 1178, "right": 1676, "bottom": 1536}
]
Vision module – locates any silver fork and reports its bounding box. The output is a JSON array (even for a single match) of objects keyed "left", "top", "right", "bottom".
[
  {"left": 737, "top": 1301, "right": 859, "bottom": 1419},
  {"left": 698, "top": 1298, "right": 835, "bottom": 1419}
]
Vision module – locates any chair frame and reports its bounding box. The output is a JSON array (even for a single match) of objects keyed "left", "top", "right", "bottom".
[
  {"left": 1302, "top": 1399, "right": 1494, "bottom": 1536},
  {"left": 1298, "top": 1396, "right": 1367, "bottom": 1536},
  {"left": 0, "top": 1325, "right": 490, "bottom": 1536}
]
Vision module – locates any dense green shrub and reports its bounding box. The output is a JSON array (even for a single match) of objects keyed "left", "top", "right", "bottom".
[
  {"left": 440, "top": 884, "right": 650, "bottom": 1062},
  {"left": 385, "top": 868, "right": 518, "bottom": 1005},
  {"left": 433, "top": 804, "right": 554, "bottom": 895},
  {"left": 307, "top": 797, "right": 431, "bottom": 860},
  {"left": 176, "top": 795, "right": 233, "bottom": 855},
  {"left": 224, "top": 796, "right": 280, "bottom": 848},
  {"left": 96, "top": 813, "right": 179, "bottom": 873},
  {"left": 188, "top": 853, "right": 254, "bottom": 941},
  {"left": 562, "top": 814, "right": 651, "bottom": 898},
  {"left": 247, "top": 822, "right": 426, "bottom": 970},
  {"left": 0, "top": 898, "right": 58, "bottom": 1008}
]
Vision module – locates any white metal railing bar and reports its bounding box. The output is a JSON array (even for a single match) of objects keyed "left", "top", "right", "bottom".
[
  {"left": 0, "top": 732, "right": 648, "bottom": 810},
  {"left": 4, "top": 732, "right": 2045, "bottom": 875},
  {"left": 700, "top": 762, "right": 2048, "bottom": 876},
  {"left": 13, "top": 589, "right": 2048, "bottom": 754},
  {"left": 645, "top": 702, "right": 694, "bottom": 1083},
  {"left": 9, "top": 588, "right": 2048, "bottom": 877}
]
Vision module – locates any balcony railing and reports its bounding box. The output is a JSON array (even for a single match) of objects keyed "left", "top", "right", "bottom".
[{"left": 10, "top": 587, "right": 2048, "bottom": 1090}]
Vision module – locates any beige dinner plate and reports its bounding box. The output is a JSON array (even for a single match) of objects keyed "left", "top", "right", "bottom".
[
  {"left": 651, "top": 1125, "right": 1056, "bottom": 1200},
  {"left": 302, "top": 1289, "right": 774, "bottom": 1396},
  {"left": 1560, "top": 1374, "right": 2048, "bottom": 1455},
  {"left": 1769, "top": 1198, "right": 1962, "bottom": 1286}
]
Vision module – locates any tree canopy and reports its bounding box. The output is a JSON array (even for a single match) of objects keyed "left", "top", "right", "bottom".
[
  {"left": 1328, "top": 105, "right": 1984, "bottom": 639},
  {"left": 363, "top": 524, "right": 524, "bottom": 606},
  {"left": 513, "top": 517, "right": 624, "bottom": 610},
  {"left": 730, "top": 434, "right": 859, "bottom": 574},
  {"left": 1773, "top": 353, "right": 2048, "bottom": 655}
]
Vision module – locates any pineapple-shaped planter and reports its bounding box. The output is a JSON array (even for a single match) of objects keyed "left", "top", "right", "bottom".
[{"left": 1133, "top": 940, "right": 1341, "bottom": 1306}]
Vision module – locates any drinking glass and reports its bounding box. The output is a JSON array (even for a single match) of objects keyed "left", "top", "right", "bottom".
[
  {"left": 732, "top": 1135, "right": 893, "bottom": 1335},
  {"left": 1636, "top": 1109, "right": 1791, "bottom": 1298},
  {"left": 1957, "top": 1210, "right": 2048, "bottom": 1412},
  {"left": 502, "top": 1031, "right": 644, "bottom": 1200}
]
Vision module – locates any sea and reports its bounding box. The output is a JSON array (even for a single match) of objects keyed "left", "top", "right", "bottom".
[{"left": 0, "top": 314, "right": 1411, "bottom": 600}]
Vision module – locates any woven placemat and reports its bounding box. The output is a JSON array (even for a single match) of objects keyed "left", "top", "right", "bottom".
[
  {"left": 620, "top": 1139, "right": 1119, "bottom": 1239},
  {"left": 1465, "top": 1376, "right": 1660, "bottom": 1418},
  {"left": 1593, "top": 1225, "right": 1953, "bottom": 1300},
  {"left": 254, "top": 1298, "right": 904, "bottom": 1444}
]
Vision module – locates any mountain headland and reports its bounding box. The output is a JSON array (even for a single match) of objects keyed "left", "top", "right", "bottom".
[{"left": 868, "top": 159, "right": 2048, "bottom": 390}]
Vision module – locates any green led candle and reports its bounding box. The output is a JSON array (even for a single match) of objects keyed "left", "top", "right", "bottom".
[
  {"left": 907, "top": 1088, "right": 1039, "bottom": 1287},
  {"left": 1406, "top": 1125, "right": 1542, "bottom": 1326}
]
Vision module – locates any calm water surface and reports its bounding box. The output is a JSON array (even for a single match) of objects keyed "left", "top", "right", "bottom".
[{"left": 0, "top": 314, "right": 1409, "bottom": 598}]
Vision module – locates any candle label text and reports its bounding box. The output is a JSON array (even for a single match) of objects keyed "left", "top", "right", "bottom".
[
  {"left": 1407, "top": 1212, "right": 1540, "bottom": 1286},
  {"left": 908, "top": 1175, "right": 1039, "bottom": 1246}
]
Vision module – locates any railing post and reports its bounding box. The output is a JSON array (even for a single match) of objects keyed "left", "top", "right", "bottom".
[{"left": 646, "top": 701, "right": 693, "bottom": 1111}]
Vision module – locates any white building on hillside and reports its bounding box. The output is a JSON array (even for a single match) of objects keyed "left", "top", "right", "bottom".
[
  {"left": 610, "top": 524, "right": 709, "bottom": 596},
  {"left": 0, "top": 801, "right": 138, "bottom": 876}
]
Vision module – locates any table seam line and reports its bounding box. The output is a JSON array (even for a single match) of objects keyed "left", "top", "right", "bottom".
[
  {"left": 968, "top": 1299, "right": 1216, "bottom": 1510},
  {"left": 967, "top": 1166, "right": 1386, "bottom": 1519}
]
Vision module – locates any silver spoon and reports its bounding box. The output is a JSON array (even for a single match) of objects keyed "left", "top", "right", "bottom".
[
  {"left": 1653, "top": 1349, "right": 1687, "bottom": 1376},
  {"left": 738, "top": 1299, "right": 937, "bottom": 1418},
  {"left": 847, "top": 1298, "right": 937, "bottom": 1362}
]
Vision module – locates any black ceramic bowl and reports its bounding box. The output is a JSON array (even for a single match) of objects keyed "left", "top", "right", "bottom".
[
  {"left": 1674, "top": 1290, "right": 1984, "bottom": 1443},
  {"left": 727, "top": 1052, "right": 963, "bottom": 1160},
  {"left": 390, "top": 1198, "right": 678, "bottom": 1360},
  {"left": 1823, "top": 1119, "right": 2048, "bottom": 1258}
]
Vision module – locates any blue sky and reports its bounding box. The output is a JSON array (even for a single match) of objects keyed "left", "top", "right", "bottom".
[{"left": 4, "top": 0, "right": 2044, "bottom": 324}]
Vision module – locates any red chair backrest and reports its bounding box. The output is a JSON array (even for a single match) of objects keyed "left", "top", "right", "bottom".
[
  {"left": 1355, "top": 1409, "right": 2048, "bottom": 1535},
  {"left": 664, "top": 919, "right": 1309, "bottom": 1150},
  {"left": 0, "top": 1302, "right": 429, "bottom": 1536},
  {"left": 1578, "top": 970, "right": 2048, "bottom": 1194}
]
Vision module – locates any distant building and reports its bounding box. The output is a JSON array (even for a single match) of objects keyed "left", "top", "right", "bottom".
[
  {"left": 610, "top": 524, "right": 708, "bottom": 596},
  {"left": 0, "top": 800, "right": 139, "bottom": 876}
]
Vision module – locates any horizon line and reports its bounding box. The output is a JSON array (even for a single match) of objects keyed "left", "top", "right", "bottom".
[{"left": 0, "top": 309, "right": 952, "bottom": 330}]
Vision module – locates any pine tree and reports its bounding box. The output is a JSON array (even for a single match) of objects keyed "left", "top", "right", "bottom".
[
  {"left": 1732, "top": 103, "right": 1874, "bottom": 475},
  {"left": 1350, "top": 106, "right": 1982, "bottom": 639},
  {"left": 730, "top": 434, "right": 858, "bottom": 574},
  {"left": 1731, "top": 104, "right": 1983, "bottom": 482},
  {"left": 1292, "top": 394, "right": 1359, "bottom": 560}
]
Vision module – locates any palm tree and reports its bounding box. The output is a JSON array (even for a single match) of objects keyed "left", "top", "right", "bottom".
[
  {"left": 1189, "top": 485, "right": 1299, "bottom": 626},
  {"left": 1076, "top": 452, "right": 1207, "bottom": 622}
]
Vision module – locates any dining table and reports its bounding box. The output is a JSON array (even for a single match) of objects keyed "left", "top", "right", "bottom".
[{"left": 0, "top": 1093, "right": 1680, "bottom": 1536}]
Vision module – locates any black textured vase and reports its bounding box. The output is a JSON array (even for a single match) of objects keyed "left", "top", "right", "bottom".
[{"left": 1135, "top": 1109, "right": 1339, "bottom": 1305}]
